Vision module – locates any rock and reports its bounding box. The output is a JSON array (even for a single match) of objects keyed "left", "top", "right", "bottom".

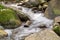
[
  {"left": 38, "top": 5, "right": 42, "bottom": 9},
  {"left": 44, "top": 7, "right": 50, "bottom": 18},
  {"left": 54, "top": 16, "right": 60, "bottom": 26},
  {"left": 50, "top": 0, "right": 60, "bottom": 16},
  {"left": 42, "top": 3, "right": 48, "bottom": 12},
  {"left": 24, "top": 20, "right": 32, "bottom": 27},
  {"left": 38, "top": 0, "right": 46, "bottom": 4},
  {"left": 44, "top": 4, "right": 54, "bottom": 19},
  {"left": 38, "top": 24, "right": 47, "bottom": 28},
  {"left": 17, "top": 11, "right": 30, "bottom": 22},
  {"left": 0, "top": 26, "right": 4, "bottom": 30},
  {"left": 2, "top": 4, "right": 30, "bottom": 22},
  {"left": 38, "top": 5, "right": 42, "bottom": 11},
  {"left": 54, "top": 23, "right": 60, "bottom": 26},
  {"left": 29, "top": 0, "right": 39, "bottom": 6},
  {"left": 22, "top": 2, "right": 33, "bottom": 8},
  {"left": 17, "top": 3, "right": 23, "bottom": 6},
  {"left": 25, "top": 29, "right": 60, "bottom": 40},
  {"left": 17, "top": 1, "right": 34, "bottom": 8},
  {"left": 45, "top": 0, "right": 60, "bottom": 19},
  {"left": 0, "top": 8, "right": 22, "bottom": 29},
  {"left": 4, "top": 1, "right": 8, "bottom": 4},
  {"left": 0, "top": 30, "right": 8, "bottom": 38},
  {"left": 46, "top": 0, "right": 60, "bottom": 18},
  {"left": 54, "top": 16, "right": 60, "bottom": 24},
  {"left": 32, "top": 7, "right": 38, "bottom": 11},
  {"left": 21, "top": 0, "right": 39, "bottom": 7},
  {"left": 45, "top": 0, "right": 51, "bottom": 2},
  {"left": 23, "top": 0, "right": 29, "bottom": 2}
]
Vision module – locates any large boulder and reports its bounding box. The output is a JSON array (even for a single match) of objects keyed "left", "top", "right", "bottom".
[
  {"left": 45, "top": 0, "right": 60, "bottom": 19},
  {"left": 0, "top": 4, "right": 30, "bottom": 29},
  {"left": 50, "top": 0, "right": 60, "bottom": 16},
  {"left": 25, "top": 29, "right": 60, "bottom": 40},
  {"left": 3, "top": 4, "right": 30, "bottom": 22}
]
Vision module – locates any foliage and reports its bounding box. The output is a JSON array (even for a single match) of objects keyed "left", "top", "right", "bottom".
[{"left": 53, "top": 25, "right": 60, "bottom": 36}]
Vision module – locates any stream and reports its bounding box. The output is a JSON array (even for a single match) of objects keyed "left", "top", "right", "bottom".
[{"left": 1, "top": 2, "right": 53, "bottom": 40}]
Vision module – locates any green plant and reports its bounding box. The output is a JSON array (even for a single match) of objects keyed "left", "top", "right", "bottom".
[{"left": 53, "top": 25, "right": 60, "bottom": 36}]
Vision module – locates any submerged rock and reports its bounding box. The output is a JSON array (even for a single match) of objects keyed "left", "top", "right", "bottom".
[
  {"left": 25, "top": 29, "right": 60, "bottom": 40},
  {"left": 0, "top": 30, "right": 8, "bottom": 38},
  {"left": 0, "top": 9, "right": 21, "bottom": 29}
]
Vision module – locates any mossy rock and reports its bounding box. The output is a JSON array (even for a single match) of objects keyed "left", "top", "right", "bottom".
[
  {"left": 53, "top": 25, "right": 60, "bottom": 36},
  {"left": 50, "top": 0, "right": 60, "bottom": 16},
  {"left": 0, "top": 9, "right": 21, "bottom": 29},
  {"left": 44, "top": 0, "right": 60, "bottom": 19}
]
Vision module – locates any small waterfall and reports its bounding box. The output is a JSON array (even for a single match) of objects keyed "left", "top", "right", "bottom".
[
  {"left": 1, "top": 3, "right": 53, "bottom": 40},
  {"left": 4, "top": 29, "right": 12, "bottom": 37},
  {"left": 4, "top": 29, "right": 13, "bottom": 40},
  {"left": 21, "top": 6, "right": 53, "bottom": 28}
]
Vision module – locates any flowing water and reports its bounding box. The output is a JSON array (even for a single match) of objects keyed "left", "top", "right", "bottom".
[{"left": 1, "top": 2, "right": 53, "bottom": 40}]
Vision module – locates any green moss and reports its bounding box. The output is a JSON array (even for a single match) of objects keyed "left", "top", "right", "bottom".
[
  {"left": 0, "top": 9, "right": 17, "bottom": 23},
  {"left": 0, "top": 4, "right": 6, "bottom": 9},
  {"left": 53, "top": 25, "right": 60, "bottom": 36},
  {"left": 0, "top": 4, "right": 22, "bottom": 29},
  {"left": 53, "top": 8, "right": 60, "bottom": 15}
]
